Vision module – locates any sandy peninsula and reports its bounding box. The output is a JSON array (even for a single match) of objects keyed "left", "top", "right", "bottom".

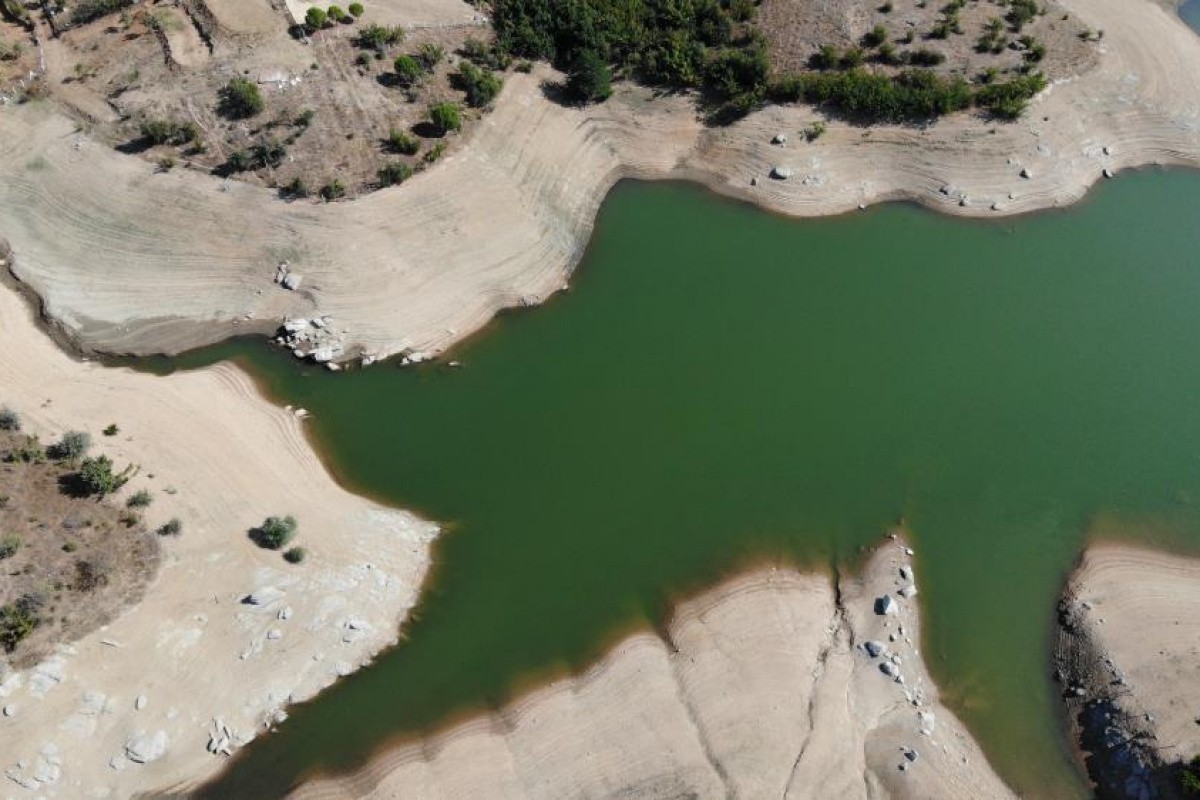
[
  {"left": 1, "top": 0, "right": 1199, "bottom": 365},
  {"left": 291, "top": 540, "right": 1018, "bottom": 800},
  {"left": 0, "top": 280, "right": 437, "bottom": 798},
  {"left": 1056, "top": 541, "right": 1200, "bottom": 799}
]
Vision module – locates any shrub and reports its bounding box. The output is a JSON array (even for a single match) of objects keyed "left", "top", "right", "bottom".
[
  {"left": 283, "top": 546, "right": 307, "bottom": 564},
  {"left": 428, "top": 101, "right": 461, "bottom": 134},
  {"left": 0, "top": 534, "right": 19, "bottom": 559},
  {"left": 453, "top": 62, "right": 503, "bottom": 107},
  {"left": 127, "top": 489, "right": 153, "bottom": 508},
  {"left": 1007, "top": 0, "right": 1039, "bottom": 30},
  {"left": 348, "top": 1, "right": 363, "bottom": 16},
  {"left": 975, "top": 72, "right": 1046, "bottom": 118},
  {"left": 840, "top": 47, "right": 865, "bottom": 69},
  {"left": 327, "top": 4, "right": 345, "bottom": 22},
  {"left": 76, "top": 455, "right": 127, "bottom": 497},
  {"left": 393, "top": 54, "right": 422, "bottom": 85},
  {"left": 416, "top": 43, "right": 444, "bottom": 69},
  {"left": 908, "top": 47, "right": 946, "bottom": 66},
  {"left": 783, "top": 68, "right": 972, "bottom": 123},
  {"left": 320, "top": 179, "right": 346, "bottom": 201},
  {"left": 387, "top": 127, "right": 420, "bottom": 154},
  {"left": 424, "top": 142, "right": 446, "bottom": 163},
  {"left": 52, "top": 430, "right": 92, "bottom": 461},
  {"left": 69, "top": 0, "right": 134, "bottom": 25},
  {"left": 0, "top": 407, "right": 20, "bottom": 431},
  {"left": 803, "top": 121, "right": 827, "bottom": 141},
  {"left": 103, "top": 423, "right": 119, "bottom": 436},
  {"left": 809, "top": 45, "right": 841, "bottom": 70},
  {"left": 305, "top": 6, "right": 328, "bottom": 29},
  {"left": 220, "top": 77, "right": 264, "bottom": 119},
  {"left": 251, "top": 515, "right": 298, "bottom": 550},
  {"left": 1183, "top": 756, "right": 1200, "bottom": 796},
  {"left": 296, "top": 108, "right": 316, "bottom": 128},
  {"left": 157, "top": 518, "right": 183, "bottom": 536},
  {"left": 282, "top": 176, "right": 310, "bottom": 198},
  {"left": 357, "top": 22, "right": 404, "bottom": 49},
  {"left": 0, "top": 595, "right": 38, "bottom": 652},
  {"left": 377, "top": 161, "right": 414, "bottom": 186},
  {"left": 5, "top": 436, "right": 43, "bottom": 464},
  {"left": 863, "top": 25, "right": 888, "bottom": 48},
  {"left": 566, "top": 49, "right": 612, "bottom": 102}
]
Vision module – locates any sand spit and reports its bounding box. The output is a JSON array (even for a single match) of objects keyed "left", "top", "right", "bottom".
[
  {"left": 290, "top": 540, "right": 1016, "bottom": 800},
  {"left": 0, "top": 281, "right": 438, "bottom": 798},
  {"left": 1056, "top": 543, "right": 1200, "bottom": 799},
  {"left": 1, "top": 0, "right": 1199, "bottom": 364}
]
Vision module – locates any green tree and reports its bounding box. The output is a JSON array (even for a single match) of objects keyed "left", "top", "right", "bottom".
[
  {"left": 327, "top": 4, "right": 345, "bottom": 22},
  {"left": 76, "top": 455, "right": 126, "bottom": 497},
  {"left": 453, "top": 62, "right": 503, "bottom": 107},
  {"left": 53, "top": 430, "right": 92, "bottom": 461},
  {"left": 566, "top": 49, "right": 612, "bottom": 103},
  {"left": 220, "top": 77, "right": 264, "bottom": 119},
  {"left": 394, "top": 54, "right": 422, "bottom": 85},
  {"left": 305, "top": 5, "right": 328, "bottom": 29},
  {"left": 348, "top": 1, "right": 363, "bottom": 16}
]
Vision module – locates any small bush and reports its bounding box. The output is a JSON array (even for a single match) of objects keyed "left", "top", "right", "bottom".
[
  {"left": 283, "top": 546, "right": 307, "bottom": 564},
  {"left": 863, "top": 25, "right": 888, "bottom": 48},
  {"left": 424, "top": 142, "right": 446, "bottom": 163},
  {"left": 348, "top": 1, "right": 363, "bottom": 16},
  {"left": 69, "top": 0, "right": 134, "bottom": 25},
  {"left": 377, "top": 161, "right": 414, "bottom": 186},
  {"left": 1182, "top": 755, "right": 1200, "bottom": 796},
  {"left": 908, "top": 47, "right": 946, "bottom": 66},
  {"left": 357, "top": 22, "right": 404, "bottom": 49},
  {"left": 52, "top": 430, "right": 92, "bottom": 461},
  {"left": 157, "top": 518, "right": 183, "bottom": 537},
  {"left": 327, "top": 4, "right": 345, "bottom": 22},
  {"left": 387, "top": 127, "right": 420, "bottom": 155},
  {"left": 220, "top": 78, "right": 264, "bottom": 119},
  {"left": 251, "top": 515, "right": 298, "bottom": 550},
  {"left": 428, "top": 101, "right": 461, "bottom": 134},
  {"left": 0, "top": 595, "right": 39, "bottom": 652},
  {"left": 282, "top": 176, "right": 310, "bottom": 198},
  {"left": 0, "top": 407, "right": 20, "bottom": 431},
  {"left": 127, "top": 489, "right": 153, "bottom": 508},
  {"left": 453, "top": 62, "right": 502, "bottom": 107},
  {"left": 0, "top": 534, "right": 20, "bottom": 559},
  {"left": 320, "top": 179, "right": 346, "bottom": 201},
  {"left": 5, "top": 436, "right": 44, "bottom": 464},
  {"left": 103, "top": 424, "right": 119, "bottom": 436},
  {"left": 803, "top": 121, "right": 827, "bottom": 141},
  {"left": 120, "top": 510, "right": 141, "bottom": 527},
  {"left": 416, "top": 43, "right": 444, "bottom": 69}
]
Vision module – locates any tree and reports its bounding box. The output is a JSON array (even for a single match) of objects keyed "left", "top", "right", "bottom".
[
  {"left": 76, "top": 455, "right": 126, "bottom": 497},
  {"left": 220, "top": 77, "right": 264, "bottom": 119},
  {"left": 305, "top": 5, "right": 328, "bottom": 29},
  {"left": 566, "top": 49, "right": 612, "bottom": 103},
  {"left": 428, "top": 101, "right": 461, "bottom": 134},
  {"left": 53, "top": 430, "right": 92, "bottom": 461},
  {"left": 394, "top": 54, "right": 422, "bottom": 85},
  {"left": 348, "top": 1, "right": 363, "bottom": 16},
  {"left": 327, "top": 4, "right": 345, "bottom": 22},
  {"left": 251, "top": 515, "right": 298, "bottom": 550}
]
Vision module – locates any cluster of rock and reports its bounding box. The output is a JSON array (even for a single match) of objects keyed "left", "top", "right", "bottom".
[
  {"left": 862, "top": 540, "right": 937, "bottom": 775},
  {"left": 276, "top": 316, "right": 347, "bottom": 367}
]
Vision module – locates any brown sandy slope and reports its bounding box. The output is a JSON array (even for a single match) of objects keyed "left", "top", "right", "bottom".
[
  {"left": 1056, "top": 543, "right": 1200, "bottom": 799},
  {"left": 292, "top": 540, "right": 1018, "bottom": 800},
  {"left": 0, "top": 282, "right": 437, "bottom": 797},
  {"left": 2, "top": 0, "right": 1200, "bottom": 364}
]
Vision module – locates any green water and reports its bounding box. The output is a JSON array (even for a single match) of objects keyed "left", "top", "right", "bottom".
[{"left": 170, "top": 172, "right": 1200, "bottom": 799}]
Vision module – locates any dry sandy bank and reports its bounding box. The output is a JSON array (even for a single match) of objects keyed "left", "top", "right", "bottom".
[
  {"left": 2, "top": 0, "right": 1200, "bottom": 364},
  {"left": 0, "top": 280, "right": 437, "bottom": 798},
  {"left": 1056, "top": 542, "right": 1200, "bottom": 799},
  {"left": 291, "top": 539, "right": 1018, "bottom": 800}
]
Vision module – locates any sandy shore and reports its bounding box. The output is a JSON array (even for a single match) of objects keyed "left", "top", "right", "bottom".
[
  {"left": 290, "top": 540, "right": 1018, "bottom": 800},
  {"left": 1056, "top": 542, "right": 1200, "bottom": 799},
  {"left": 1, "top": 0, "right": 1199, "bottom": 363},
  {"left": 0, "top": 281, "right": 438, "bottom": 798}
]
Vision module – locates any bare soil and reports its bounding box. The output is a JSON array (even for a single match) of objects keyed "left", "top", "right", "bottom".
[
  {"left": 20, "top": 0, "right": 493, "bottom": 198},
  {"left": 0, "top": 427, "right": 159, "bottom": 669},
  {"left": 757, "top": 0, "right": 1097, "bottom": 82}
]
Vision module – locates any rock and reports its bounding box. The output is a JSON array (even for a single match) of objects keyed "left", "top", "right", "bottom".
[
  {"left": 267, "top": 629, "right": 282, "bottom": 641},
  {"left": 876, "top": 594, "right": 900, "bottom": 615},
  {"left": 1020, "top": 167, "right": 1032, "bottom": 179},
  {"left": 278, "top": 605, "right": 293, "bottom": 621},
  {"left": 244, "top": 587, "right": 285, "bottom": 607},
  {"left": 903, "top": 547, "right": 914, "bottom": 556},
  {"left": 750, "top": 177, "right": 758, "bottom": 186},
  {"left": 881, "top": 661, "right": 899, "bottom": 678},
  {"left": 282, "top": 273, "right": 303, "bottom": 291},
  {"left": 134, "top": 695, "right": 147, "bottom": 711},
  {"left": 904, "top": 747, "right": 919, "bottom": 762},
  {"left": 1103, "top": 145, "right": 1112, "bottom": 155},
  {"left": 899, "top": 566, "right": 911, "bottom": 581},
  {"left": 2, "top": 704, "right": 14, "bottom": 717},
  {"left": 771, "top": 165, "right": 794, "bottom": 180},
  {"left": 772, "top": 133, "right": 788, "bottom": 144},
  {"left": 1103, "top": 167, "right": 1114, "bottom": 179},
  {"left": 899, "top": 585, "right": 918, "bottom": 599},
  {"left": 125, "top": 730, "right": 168, "bottom": 764},
  {"left": 864, "top": 640, "right": 887, "bottom": 658}
]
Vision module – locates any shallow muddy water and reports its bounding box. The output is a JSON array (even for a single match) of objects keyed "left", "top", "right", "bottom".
[{"left": 168, "top": 172, "right": 1200, "bottom": 798}]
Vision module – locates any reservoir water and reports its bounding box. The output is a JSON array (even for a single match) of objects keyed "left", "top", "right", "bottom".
[{"left": 169, "top": 172, "right": 1200, "bottom": 798}]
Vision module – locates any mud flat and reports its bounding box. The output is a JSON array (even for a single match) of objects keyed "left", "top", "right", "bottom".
[
  {"left": 3, "top": 0, "right": 1200, "bottom": 364},
  {"left": 1056, "top": 543, "right": 1200, "bottom": 799},
  {"left": 290, "top": 540, "right": 1018, "bottom": 800},
  {"left": 0, "top": 281, "right": 437, "bottom": 798}
]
